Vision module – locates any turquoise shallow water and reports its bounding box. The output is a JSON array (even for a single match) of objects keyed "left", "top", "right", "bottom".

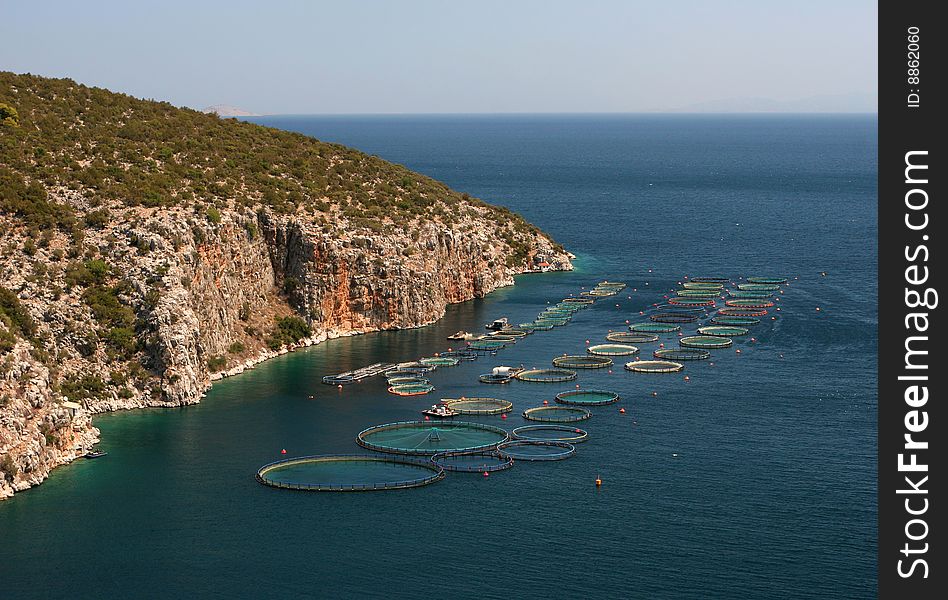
[{"left": 0, "top": 115, "right": 877, "bottom": 599}]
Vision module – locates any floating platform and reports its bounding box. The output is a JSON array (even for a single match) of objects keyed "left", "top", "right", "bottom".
[{"left": 322, "top": 362, "right": 397, "bottom": 385}]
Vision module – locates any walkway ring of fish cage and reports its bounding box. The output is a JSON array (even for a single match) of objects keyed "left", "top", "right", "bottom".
[
  {"left": 718, "top": 307, "right": 768, "bottom": 317},
  {"left": 442, "top": 397, "right": 514, "bottom": 415},
  {"left": 554, "top": 389, "right": 620, "bottom": 406},
  {"left": 684, "top": 282, "right": 724, "bottom": 290},
  {"left": 653, "top": 348, "right": 711, "bottom": 361},
  {"left": 747, "top": 277, "right": 788, "bottom": 285},
  {"left": 624, "top": 360, "right": 684, "bottom": 373},
  {"left": 679, "top": 336, "right": 733, "bottom": 349},
  {"left": 439, "top": 350, "right": 478, "bottom": 361},
  {"left": 697, "top": 325, "right": 750, "bottom": 337},
  {"left": 515, "top": 368, "right": 579, "bottom": 383},
  {"left": 738, "top": 283, "right": 780, "bottom": 291},
  {"left": 727, "top": 290, "right": 774, "bottom": 299},
  {"left": 522, "top": 406, "right": 592, "bottom": 422},
  {"left": 587, "top": 343, "right": 639, "bottom": 356},
  {"left": 630, "top": 322, "right": 681, "bottom": 333},
  {"left": 691, "top": 277, "right": 730, "bottom": 283},
  {"left": 563, "top": 297, "right": 595, "bottom": 305},
  {"left": 676, "top": 289, "right": 721, "bottom": 298},
  {"left": 398, "top": 362, "right": 436, "bottom": 373},
  {"left": 469, "top": 340, "right": 507, "bottom": 351},
  {"left": 386, "top": 376, "right": 429, "bottom": 385},
  {"left": 650, "top": 312, "right": 699, "bottom": 324},
  {"left": 430, "top": 450, "right": 514, "bottom": 473},
  {"left": 711, "top": 316, "right": 760, "bottom": 326},
  {"left": 607, "top": 332, "right": 659, "bottom": 343},
  {"left": 388, "top": 383, "right": 436, "bottom": 396},
  {"left": 419, "top": 357, "right": 459, "bottom": 367},
  {"left": 668, "top": 297, "right": 716, "bottom": 307},
  {"left": 356, "top": 421, "right": 509, "bottom": 456},
  {"left": 552, "top": 355, "right": 613, "bottom": 369},
  {"left": 496, "top": 440, "right": 576, "bottom": 461},
  {"left": 725, "top": 299, "right": 775, "bottom": 308},
  {"left": 478, "top": 373, "right": 511, "bottom": 384},
  {"left": 255, "top": 455, "right": 445, "bottom": 492},
  {"left": 511, "top": 425, "right": 589, "bottom": 444}
]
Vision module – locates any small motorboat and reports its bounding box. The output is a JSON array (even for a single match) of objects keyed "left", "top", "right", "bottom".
[
  {"left": 84, "top": 449, "right": 108, "bottom": 459},
  {"left": 422, "top": 404, "right": 457, "bottom": 418},
  {"left": 485, "top": 317, "right": 509, "bottom": 331}
]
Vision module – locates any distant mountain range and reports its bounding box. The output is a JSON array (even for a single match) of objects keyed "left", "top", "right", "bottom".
[{"left": 202, "top": 104, "right": 260, "bottom": 117}]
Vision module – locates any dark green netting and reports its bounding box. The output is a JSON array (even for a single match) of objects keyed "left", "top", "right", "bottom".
[
  {"left": 555, "top": 389, "right": 619, "bottom": 406},
  {"left": 256, "top": 455, "right": 444, "bottom": 491},
  {"left": 624, "top": 359, "right": 684, "bottom": 373},
  {"left": 679, "top": 335, "right": 733, "bottom": 349},
  {"left": 552, "top": 355, "right": 613, "bottom": 369},
  {"left": 522, "top": 406, "right": 591, "bottom": 422},
  {"left": 357, "top": 421, "right": 508, "bottom": 455}
]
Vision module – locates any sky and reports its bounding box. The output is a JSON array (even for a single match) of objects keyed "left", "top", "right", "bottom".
[{"left": 1, "top": 0, "right": 877, "bottom": 114}]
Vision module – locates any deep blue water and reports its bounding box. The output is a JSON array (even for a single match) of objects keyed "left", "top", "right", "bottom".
[{"left": 0, "top": 115, "right": 877, "bottom": 598}]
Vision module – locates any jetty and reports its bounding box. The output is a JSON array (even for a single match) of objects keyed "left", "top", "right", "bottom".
[{"left": 322, "top": 362, "right": 397, "bottom": 385}]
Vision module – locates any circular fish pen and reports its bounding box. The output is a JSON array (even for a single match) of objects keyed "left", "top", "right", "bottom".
[
  {"left": 356, "top": 421, "right": 509, "bottom": 456},
  {"left": 668, "top": 297, "right": 715, "bottom": 307},
  {"left": 711, "top": 315, "right": 761, "bottom": 326},
  {"left": 555, "top": 389, "right": 619, "bottom": 406},
  {"left": 680, "top": 335, "right": 733, "bottom": 349},
  {"left": 522, "top": 406, "right": 591, "bottom": 422},
  {"left": 515, "top": 369, "right": 578, "bottom": 383},
  {"left": 499, "top": 329, "right": 530, "bottom": 338},
  {"left": 650, "top": 312, "right": 698, "bottom": 324},
  {"left": 535, "top": 317, "right": 569, "bottom": 327},
  {"left": 607, "top": 331, "right": 659, "bottom": 343},
  {"left": 511, "top": 425, "right": 589, "bottom": 444},
  {"left": 488, "top": 335, "right": 520, "bottom": 343},
  {"left": 738, "top": 283, "right": 780, "bottom": 291},
  {"left": 675, "top": 289, "right": 720, "bottom": 298},
  {"left": 496, "top": 440, "right": 576, "bottom": 461},
  {"left": 388, "top": 383, "right": 436, "bottom": 396},
  {"left": 386, "top": 376, "right": 429, "bottom": 386},
  {"left": 697, "top": 325, "right": 749, "bottom": 337},
  {"left": 398, "top": 362, "right": 436, "bottom": 373},
  {"left": 419, "top": 357, "right": 460, "bottom": 367},
  {"left": 718, "top": 307, "right": 768, "bottom": 318},
  {"left": 442, "top": 397, "right": 513, "bottom": 415},
  {"left": 385, "top": 369, "right": 420, "bottom": 379},
  {"left": 468, "top": 339, "right": 507, "bottom": 352},
  {"left": 747, "top": 276, "right": 787, "bottom": 284},
  {"left": 653, "top": 348, "right": 711, "bottom": 361},
  {"left": 552, "top": 355, "right": 613, "bottom": 369},
  {"left": 629, "top": 322, "right": 681, "bottom": 333},
  {"left": 691, "top": 277, "right": 729, "bottom": 283},
  {"left": 478, "top": 373, "right": 511, "bottom": 384},
  {"left": 562, "top": 297, "right": 595, "bottom": 305},
  {"left": 624, "top": 360, "right": 684, "bottom": 373},
  {"left": 587, "top": 343, "right": 639, "bottom": 356},
  {"left": 528, "top": 322, "right": 554, "bottom": 331},
  {"left": 684, "top": 281, "right": 724, "bottom": 290},
  {"left": 725, "top": 299, "right": 774, "bottom": 308},
  {"left": 430, "top": 450, "right": 513, "bottom": 473},
  {"left": 727, "top": 290, "right": 774, "bottom": 299},
  {"left": 256, "top": 455, "right": 444, "bottom": 492},
  {"left": 439, "top": 350, "right": 478, "bottom": 361}
]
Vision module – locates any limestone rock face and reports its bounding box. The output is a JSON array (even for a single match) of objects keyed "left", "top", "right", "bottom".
[{"left": 1, "top": 199, "right": 571, "bottom": 499}]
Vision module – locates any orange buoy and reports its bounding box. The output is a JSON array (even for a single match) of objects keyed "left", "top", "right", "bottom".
[
  {"left": 659, "top": 343, "right": 665, "bottom": 348},
  {"left": 772, "top": 316, "right": 777, "bottom": 320},
  {"left": 501, "top": 414, "right": 507, "bottom": 419},
  {"left": 736, "top": 349, "right": 742, "bottom": 354},
  {"left": 750, "top": 337, "right": 756, "bottom": 342},
  {"left": 543, "top": 399, "right": 549, "bottom": 405},
  {"left": 595, "top": 477, "right": 602, "bottom": 487},
  {"left": 483, "top": 471, "right": 489, "bottom": 477},
  {"left": 337, "top": 384, "right": 343, "bottom": 390},
  {"left": 619, "top": 407, "right": 626, "bottom": 414},
  {"left": 281, "top": 449, "right": 287, "bottom": 454},
  {"left": 424, "top": 415, "right": 430, "bottom": 421},
  {"left": 684, "top": 376, "right": 690, "bottom": 381},
  {"left": 608, "top": 370, "right": 613, "bottom": 374}
]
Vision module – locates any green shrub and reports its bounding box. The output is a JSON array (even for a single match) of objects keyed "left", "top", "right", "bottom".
[{"left": 266, "top": 316, "right": 311, "bottom": 349}]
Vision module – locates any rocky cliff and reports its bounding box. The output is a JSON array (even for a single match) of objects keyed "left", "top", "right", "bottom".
[{"left": 0, "top": 72, "right": 571, "bottom": 499}]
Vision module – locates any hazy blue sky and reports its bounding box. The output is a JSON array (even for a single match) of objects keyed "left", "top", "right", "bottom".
[{"left": 2, "top": 0, "right": 877, "bottom": 114}]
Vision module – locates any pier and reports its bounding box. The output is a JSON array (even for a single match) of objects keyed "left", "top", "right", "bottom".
[{"left": 322, "top": 362, "right": 397, "bottom": 385}]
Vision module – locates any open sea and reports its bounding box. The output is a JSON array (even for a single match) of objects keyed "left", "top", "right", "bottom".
[{"left": 0, "top": 115, "right": 877, "bottom": 599}]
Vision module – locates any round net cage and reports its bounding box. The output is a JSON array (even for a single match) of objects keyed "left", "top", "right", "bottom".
[
  {"left": 684, "top": 281, "right": 724, "bottom": 290},
  {"left": 697, "top": 325, "right": 749, "bottom": 337},
  {"left": 478, "top": 373, "right": 511, "bottom": 384},
  {"left": 386, "top": 376, "right": 430, "bottom": 385},
  {"left": 443, "top": 397, "right": 514, "bottom": 415},
  {"left": 439, "top": 350, "right": 478, "bottom": 361},
  {"left": 398, "top": 362, "right": 436, "bottom": 373},
  {"left": 469, "top": 339, "right": 507, "bottom": 351},
  {"left": 607, "top": 331, "right": 659, "bottom": 343},
  {"left": 419, "top": 357, "right": 460, "bottom": 367},
  {"left": 515, "top": 323, "right": 540, "bottom": 332},
  {"left": 653, "top": 348, "right": 711, "bottom": 361},
  {"left": 679, "top": 335, "right": 733, "bottom": 349},
  {"left": 587, "top": 343, "right": 639, "bottom": 356},
  {"left": 747, "top": 276, "right": 787, "bottom": 284},
  {"left": 256, "top": 455, "right": 444, "bottom": 492},
  {"left": 499, "top": 329, "right": 530, "bottom": 338},
  {"left": 388, "top": 383, "right": 436, "bottom": 396},
  {"left": 535, "top": 317, "right": 569, "bottom": 327},
  {"left": 630, "top": 322, "right": 681, "bottom": 333},
  {"left": 528, "top": 322, "right": 555, "bottom": 331},
  {"left": 515, "top": 368, "right": 578, "bottom": 383},
  {"left": 357, "top": 421, "right": 509, "bottom": 456},
  {"left": 430, "top": 450, "right": 513, "bottom": 473},
  {"left": 668, "top": 297, "right": 715, "bottom": 307},
  {"left": 522, "top": 406, "right": 591, "bottom": 422},
  {"left": 624, "top": 360, "right": 684, "bottom": 373},
  {"left": 555, "top": 389, "right": 619, "bottom": 406},
  {"left": 727, "top": 290, "right": 774, "bottom": 299},
  {"left": 512, "top": 425, "right": 589, "bottom": 444},
  {"left": 555, "top": 302, "right": 586, "bottom": 311},
  {"left": 488, "top": 334, "right": 520, "bottom": 343},
  {"left": 711, "top": 315, "right": 761, "bottom": 326},
  {"left": 691, "top": 277, "right": 729, "bottom": 283},
  {"left": 562, "top": 297, "right": 595, "bottom": 305},
  {"left": 552, "top": 355, "right": 613, "bottom": 369},
  {"left": 725, "top": 299, "right": 774, "bottom": 308},
  {"left": 496, "top": 440, "right": 576, "bottom": 461},
  {"left": 718, "top": 307, "right": 769, "bottom": 317},
  {"left": 675, "top": 289, "right": 720, "bottom": 298},
  {"left": 650, "top": 312, "right": 698, "bottom": 324},
  {"left": 738, "top": 283, "right": 780, "bottom": 291},
  {"left": 385, "top": 369, "right": 421, "bottom": 379}
]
